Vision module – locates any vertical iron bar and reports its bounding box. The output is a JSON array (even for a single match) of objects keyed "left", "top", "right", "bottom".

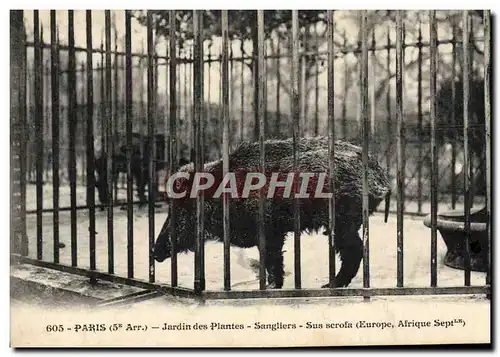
[
  {"left": 360, "top": 11, "right": 370, "bottom": 296},
  {"left": 291, "top": 10, "right": 301, "bottom": 290},
  {"left": 41, "top": 29, "right": 48, "bottom": 185},
  {"left": 370, "top": 31, "right": 375, "bottom": 139},
  {"left": 50, "top": 10, "right": 60, "bottom": 263},
  {"left": 139, "top": 41, "right": 146, "bottom": 166},
  {"left": 188, "top": 47, "right": 194, "bottom": 156},
  {"left": 34, "top": 10, "right": 44, "bottom": 261},
  {"left": 146, "top": 10, "right": 156, "bottom": 283},
  {"left": 221, "top": 10, "right": 231, "bottom": 291},
  {"left": 386, "top": 28, "right": 392, "bottom": 175},
  {"left": 100, "top": 42, "right": 105, "bottom": 158},
  {"left": 229, "top": 40, "right": 234, "bottom": 136},
  {"left": 125, "top": 10, "right": 134, "bottom": 279},
  {"left": 417, "top": 22, "right": 423, "bottom": 214},
  {"left": 105, "top": 10, "right": 114, "bottom": 274},
  {"left": 113, "top": 21, "right": 119, "bottom": 202},
  {"left": 240, "top": 40, "right": 245, "bottom": 142},
  {"left": 193, "top": 10, "right": 205, "bottom": 293},
  {"left": 396, "top": 11, "right": 404, "bottom": 287},
  {"left": 401, "top": 23, "right": 407, "bottom": 213},
  {"left": 264, "top": 40, "right": 268, "bottom": 137},
  {"left": 207, "top": 43, "right": 212, "bottom": 142},
  {"left": 253, "top": 21, "right": 259, "bottom": 143},
  {"left": 327, "top": 10, "right": 336, "bottom": 289},
  {"left": 20, "top": 12, "right": 28, "bottom": 256},
  {"left": 184, "top": 49, "right": 189, "bottom": 154},
  {"left": 342, "top": 31, "right": 348, "bottom": 139},
  {"left": 80, "top": 62, "right": 86, "bottom": 187},
  {"left": 178, "top": 50, "right": 182, "bottom": 161},
  {"left": 429, "top": 10, "right": 438, "bottom": 287},
  {"left": 314, "top": 26, "right": 319, "bottom": 137},
  {"left": 68, "top": 10, "right": 78, "bottom": 267},
  {"left": 276, "top": 36, "right": 281, "bottom": 136},
  {"left": 257, "top": 10, "right": 266, "bottom": 291},
  {"left": 451, "top": 23, "right": 457, "bottom": 209},
  {"left": 86, "top": 11, "right": 96, "bottom": 279},
  {"left": 483, "top": 10, "right": 491, "bottom": 290},
  {"left": 169, "top": 10, "right": 178, "bottom": 287},
  {"left": 462, "top": 10, "right": 471, "bottom": 286},
  {"left": 299, "top": 48, "right": 306, "bottom": 136}
]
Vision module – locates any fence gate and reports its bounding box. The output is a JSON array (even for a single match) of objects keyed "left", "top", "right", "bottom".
[{"left": 10, "top": 10, "right": 491, "bottom": 304}]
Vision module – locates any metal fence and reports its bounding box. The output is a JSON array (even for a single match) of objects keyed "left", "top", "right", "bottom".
[{"left": 10, "top": 10, "right": 491, "bottom": 301}]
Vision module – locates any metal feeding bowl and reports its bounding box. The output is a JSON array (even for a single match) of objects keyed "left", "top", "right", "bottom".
[{"left": 423, "top": 206, "right": 489, "bottom": 272}]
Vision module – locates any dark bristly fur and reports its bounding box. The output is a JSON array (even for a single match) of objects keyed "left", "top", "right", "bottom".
[{"left": 153, "top": 137, "right": 391, "bottom": 289}]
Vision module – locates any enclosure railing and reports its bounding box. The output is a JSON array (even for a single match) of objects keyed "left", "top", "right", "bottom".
[
  {"left": 22, "top": 11, "right": 487, "bottom": 216},
  {"left": 10, "top": 10, "right": 491, "bottom": 302}
]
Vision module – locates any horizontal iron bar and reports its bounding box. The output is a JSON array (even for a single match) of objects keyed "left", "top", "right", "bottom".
[
  {"left": 23, "top": 205, "right": 435, "bottom": 218},
  {"left": 95, "top": 289, "right": 156, "bottom": 304},
  {"left": 202, "top": 286, "right": 490, "bottom": 300},
  {"left": 25, "top": 200, "right": 165, "bottom": 214},
  {"left": 25, "top": 36, "right": 485, "bottom": 65},
  {"left": 96, "top": 290, "right": 163, "bottom": 308},
  {"left": 12, "top": 254, "right": 198, "bottom": 299},
  {"left": 13, "top": 255, "right": 490, "bottom": 302}
]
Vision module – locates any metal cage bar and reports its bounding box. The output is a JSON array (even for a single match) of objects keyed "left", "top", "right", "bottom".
[
  {"left": 395, "top": 10, "right": 404, "bottom": 287},
  {"left": 68, "top": 10, "right": 78, "bottom": 267},
  {"left": 416, "top": 22, "right": 423, "bottom": 214},
  {"left": 360, "top": 10, "right": 370, "bottom": 294},
  {"left": 113, "top": 20, "right": 119, "bottom": 203},
  {"left": 86, "top": 10, "right": 96, "bottom": 277},
  {"left": 125, "top": 10, "right": 134, "bottom": 279},
  {"left": 168, "top": 10, "right": 179, "bottom": 287},
  {"left": 221, "top": 10, "right": 231, "bottom": 291},
  {"left": 429, "top": 10, "right": 438, "bottom": 287},
  {"left": 327, "top": 10, "right": 336, "bottom": 289},
  {"left": 462, "top": 10, "right": 472, "bottom": 286},
  {"left": 50, "top": 10, "right": 60, "bottom": 264},
  {"left": 193, "top": 10, "right": 206, "bottom": 293},
  {"left": 240, "top": 39, "right": 245, "bottom": 143},
  {"left": 370, "top": 31, "right": 376, "bottom": 138},
  {"left": 147, "top": 10, "right": 156, "bottom": 283},
  {"left": 291, "top": 10, "right": 301, "bottom": 290},
  {"left": 385, "top": 28, "right": 392, "bottom": 176},
  {"left": 257, "top": 10, "right": 266, "bottom": 291},
  {"left": 34, "top": 10, "right": 44, "bottom": 261},
  {"left": 483, "top": 10, "right": 491, "bottom": 290},
  {"left": 451, "top": 23, "right": 457, "bottom": 209},
  {"left": 105, "top": 10, "right": 114, "bottom": 274}
]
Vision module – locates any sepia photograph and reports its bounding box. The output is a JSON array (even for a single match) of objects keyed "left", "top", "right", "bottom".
[{"left": 9, "top": 8, "right": 492, "bottom": 348}]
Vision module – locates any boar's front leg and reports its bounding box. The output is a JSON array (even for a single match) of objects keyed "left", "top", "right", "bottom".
[
  {"left": 322, "top": 223, "right": 363, "bottom": 288},
  {"left": 263, "top": 230, "right": 286, "bottom": 289}
]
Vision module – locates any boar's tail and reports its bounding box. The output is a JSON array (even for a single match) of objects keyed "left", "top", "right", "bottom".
[{"left": 384, "top": 189, "right": 391, "bottom": 223}]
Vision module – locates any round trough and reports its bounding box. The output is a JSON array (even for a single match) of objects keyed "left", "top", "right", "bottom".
[{"left": 423, "top": 206, "right": 488, "bottom": 272}]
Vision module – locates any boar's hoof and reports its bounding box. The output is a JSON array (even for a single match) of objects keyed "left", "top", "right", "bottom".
[
  {"left": 266, "top": 282, "right": 282, "bottom": 289},
  {"left": 321, "top": 281, "right": 348, "bottom": 289}
]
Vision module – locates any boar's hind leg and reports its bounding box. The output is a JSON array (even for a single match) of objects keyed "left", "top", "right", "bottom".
[
  {"left": 264, "top": 232, "right": 286, "bottom": 289},
  {"left": 321, "top": 224, "right": 363, "bottom": 288}
]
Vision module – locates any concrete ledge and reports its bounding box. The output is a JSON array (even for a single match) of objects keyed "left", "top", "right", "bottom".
[{"left": 10, "top": 263, "right": 145, "bottom": 307}]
